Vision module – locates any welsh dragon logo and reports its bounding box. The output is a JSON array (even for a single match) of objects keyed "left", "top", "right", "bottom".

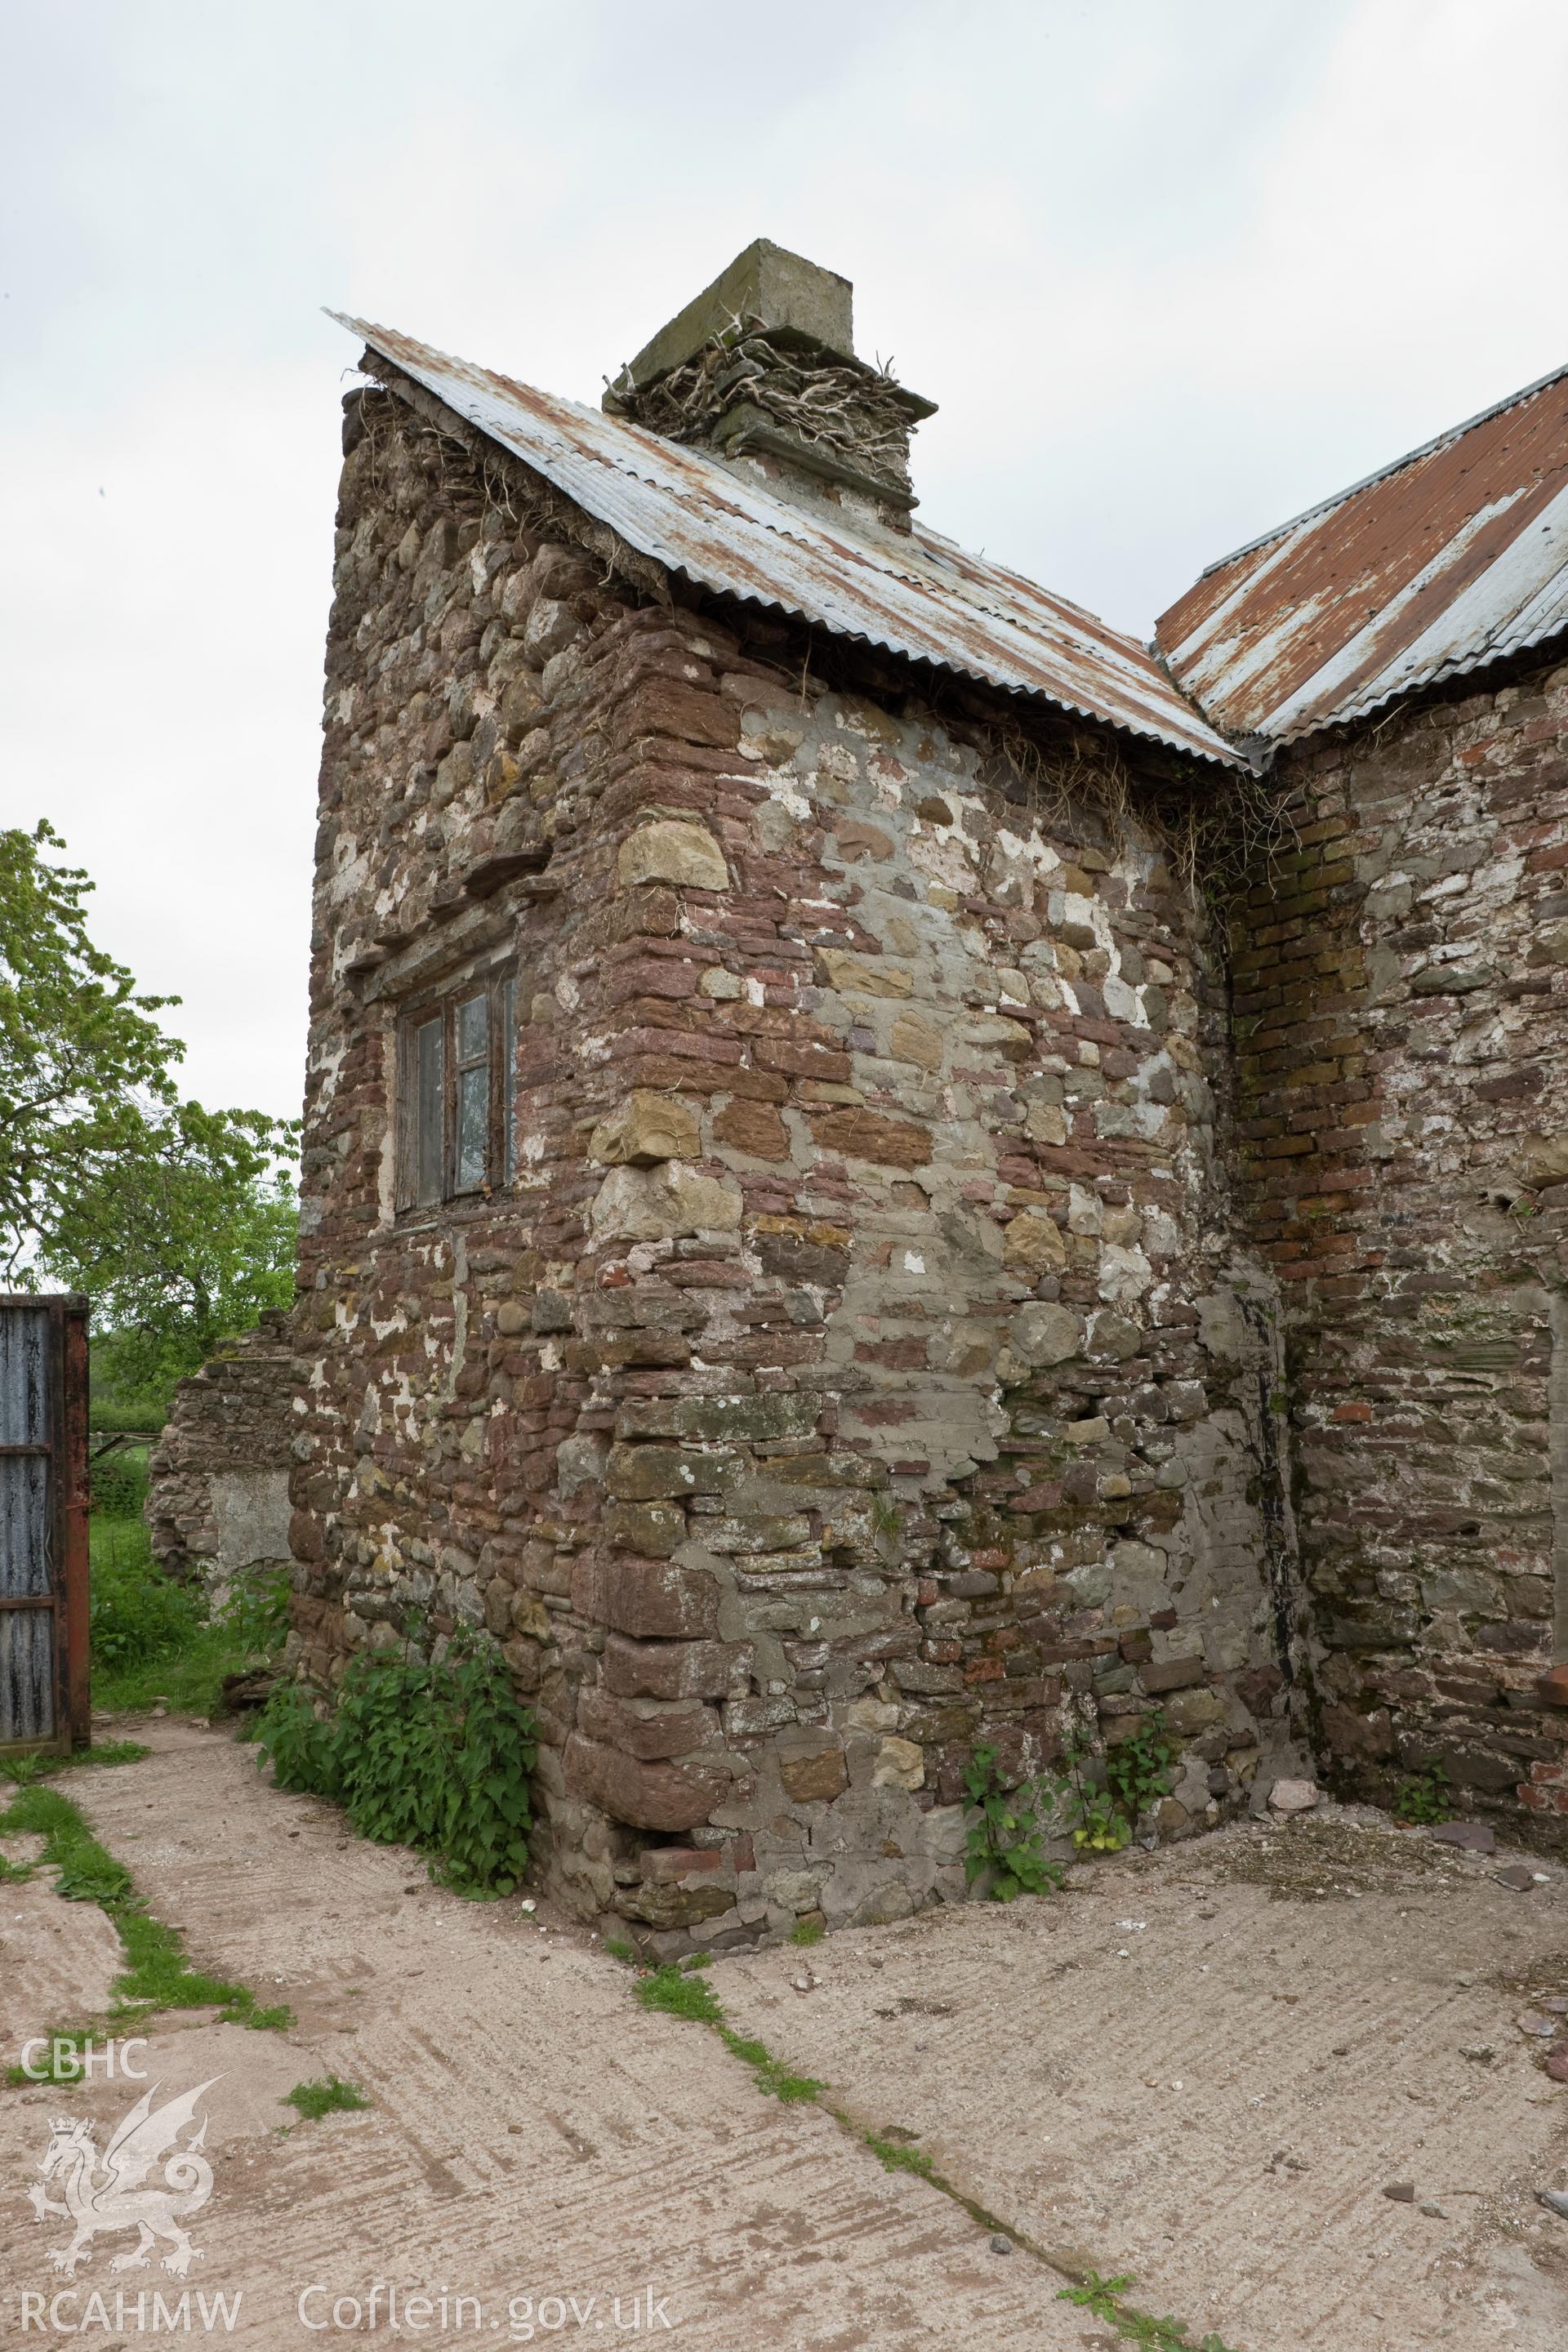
[{"left": 27, "top": 2077, "right": 219, "bottom": 2279}]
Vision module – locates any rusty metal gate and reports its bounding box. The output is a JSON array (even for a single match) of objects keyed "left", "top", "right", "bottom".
[{"left": 0, "top": 1294, "right": 89, "bottom": 1754}]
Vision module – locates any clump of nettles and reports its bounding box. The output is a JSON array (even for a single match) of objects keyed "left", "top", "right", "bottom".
[{"left": 255, "top": 1630, "right": 536, "bottom": 1898}]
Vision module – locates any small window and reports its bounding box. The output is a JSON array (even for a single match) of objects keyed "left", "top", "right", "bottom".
[{"left": 398, "top": 973, "right": 516, "bottom": 1212}]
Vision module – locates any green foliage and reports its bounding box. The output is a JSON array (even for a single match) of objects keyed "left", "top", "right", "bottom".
[
  {"left": 1056, "top": 2270, "right": 1240, "bottom": 2350},
  {"left": 1103, "top": 1713, "right": 1177, "bottom": 1823},
  {"left": 1060, "top": 1713, "right": 1177, "bottom": 1853},
  {"left": 0, "top": 820, "right": 181, "bottom": 1283},
  {"left": 47, "top": 1101, "right": 298, "bottom": 1414},
  {"left": 0, "top": 1780, "right": 292, "bottom": 2047},
  {"left": 864, "top": 2131, "right": 937, "bottom": 2178},
  {"left": 254, "top": 1635, "right": 537, "bottom": 1897},
  {"left": 284, "top": 2076, "right": 371, "bottom": 2121},
  {"left": 216, "top": 1568, "right": 291, "bottom": 1658},
  {"left": 961, "top": 1744, "right": 1066, "bottom": 1900},
  {"left": 7, "top": 2032, "right": 94, "bottom": 2087},
  {"left": 636, "top": 1962, "right": 724, "bottom": 2026},
  {"left": 1393, "top": 1760, "right": 1453, "bottom": 1824},
  {"left": 251, "top": 1681, "right": 340, "bottom": 1793},
  {"left": 0, "top": 819, "right": 297, "bottom": 1387},
  {"left": 2, "top": 1740, "right": 149, "bottom": 1788},
  {"left": 717, "top": 2028, "right": 823, "bottom": 2104},
  {"left": 635, "top": 1957, "right": 822, "bottom": 2102},
  {"left": 90, "top": 1526, "right": 202, "bottom": 1674},
  {"left": 88, "top": 1388, "right": 169, "bottom": 1435},
  {"left": 789, "top": 1915, "right": 825, "bottom": 1946},
  {"left": 88, "top": 1512, "right": 287, "bottom": 1717},
  {"left": 1070, "top": 1781, "right": 1133, "bottom": 1854},
  {"left": 88, "top": 1446, "right": 150, "bottom": 1519},
  {"left": 961, "top": 1717, "right": 1177, "bottom": 1886},
  {"left": 603, "top": 1936, "right": 638, "bottom": 1967}
]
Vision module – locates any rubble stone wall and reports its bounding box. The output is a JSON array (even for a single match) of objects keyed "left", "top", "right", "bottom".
[
  {"left": 145, "top": 1313, "right": 301, "bottom": 1597},
  {"left": 1232, "top": 653, "right": 1568, "bottom": 1839},
  {"left": 292, "top": 376, "right": 1302, "bottom": 1948}
]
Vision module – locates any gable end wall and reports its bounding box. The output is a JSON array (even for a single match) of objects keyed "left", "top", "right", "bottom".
[{"left": 287, "top": 384, "right": 1303, "bottom": 1947}]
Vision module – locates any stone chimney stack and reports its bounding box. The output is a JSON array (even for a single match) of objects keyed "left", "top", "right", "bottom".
[{"left": 604, "top": 238, "right": 936, "bottom": 529}]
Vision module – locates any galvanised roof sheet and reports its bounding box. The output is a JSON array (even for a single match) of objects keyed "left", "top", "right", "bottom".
[
  {"left": 1157, "top": 361, "right": 1568, "bottom": 744},
  {"left": 330, "top": 313, "right": 1240, "bottom": 767}
]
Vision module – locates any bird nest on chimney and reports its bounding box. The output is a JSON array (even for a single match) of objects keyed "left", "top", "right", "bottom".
[{"left": 614, "top": 316, "right": 918, "bottom": 497}]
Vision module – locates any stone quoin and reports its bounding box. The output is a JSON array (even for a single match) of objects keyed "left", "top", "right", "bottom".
[{"left": 149, "top": 241, "right": 1568, "bottom": 1944}]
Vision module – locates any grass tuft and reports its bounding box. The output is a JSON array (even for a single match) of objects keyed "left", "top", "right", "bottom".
[
  {"left": 1056, "top": 2270, "right": 1241, "bottom": 2350},
  {"left": 2, "top": 1742, "right": 150, "bottom": 1787},
  {"left": 283, "top": 2075, "right": 371, "bottom": 2121},
  {"left": 863, "top": 2129, "right": 937, "bottom": 2178},
  {"left": 635, "top": 1962, "right": 724, "bottom": 2026},
  {"left": 0, "top": 1777, "right": 293, "bottom": 2069}
]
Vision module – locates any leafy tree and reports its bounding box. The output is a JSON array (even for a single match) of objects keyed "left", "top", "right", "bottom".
[
  {"left": 45, "top": 1098, "right": 297, "bottom": 1409},
  {"left": 2, "top": 821, "right": 297, "bottom": 1402},
  {"left": 0, "top": 821, "right": 180, "bottom": 1280}
]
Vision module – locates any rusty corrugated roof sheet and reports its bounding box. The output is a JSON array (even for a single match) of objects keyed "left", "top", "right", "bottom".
[
  {"left": 1157, "top": 361, "right": 1568, "bottom": 744},
  {"left": 329, "top": 312, "right": 1240, "bottom": 767}
]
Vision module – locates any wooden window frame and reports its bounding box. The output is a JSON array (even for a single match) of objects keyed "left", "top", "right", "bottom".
[{"left": 396, "top": 970, "right": 517, "bottom": 1214}]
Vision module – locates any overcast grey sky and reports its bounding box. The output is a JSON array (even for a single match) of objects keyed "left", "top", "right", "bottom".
[{"left": 5, "top": 0, "right": 1566, "bottom": 1125}]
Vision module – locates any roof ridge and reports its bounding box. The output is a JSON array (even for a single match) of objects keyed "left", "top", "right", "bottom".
[{"left": 1196, "top": 354, "right": 1568, "bottom": 583}]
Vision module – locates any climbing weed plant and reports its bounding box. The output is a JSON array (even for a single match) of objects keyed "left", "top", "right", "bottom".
[
  {"left": 1062, "top": 1712, "right": 1176, "bottom": 1852},
  {"left": 961, "top": 1744, "right": 1066, "bottom": 1900}
]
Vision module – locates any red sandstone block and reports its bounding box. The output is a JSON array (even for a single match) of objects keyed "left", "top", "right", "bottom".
[
  {"left": 753, "top": 1038, "right": 852, "bottom": 1082},
  {"left": 572, "top": 1553, "right": 722, "bottom": 1640},
  {"left": 578, "top": 1686, "right": 714, "bottom": 1761},
  {"left": 608, "top": 1026, "right": 744, "bottom": 1068},
  {"left": 610, "top": 679, "right": 742, "bottom": 752},
  {"left": 807, "top": 1107, "right": 932, "bottom": 1168},
  {"left": 639, "top": 1845, "right": 724, "bottom": 1882},
  {"left": 603, "top": 1633, "right": 747, "bottom": 1699},
  {"left": 607, "top": 960, "right": 702, "bottom": 1003},
  {"left": 564, "top": 1733, "right": 728, "bottom": 1833}
]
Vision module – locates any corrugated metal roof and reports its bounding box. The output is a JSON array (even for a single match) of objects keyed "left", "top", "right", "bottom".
[
  {"left": 1156, "top": 361, "right": 1568, "bottom": 744},
  {"left": 329, "top": 312, "right": 1240, "bottom": 768}
]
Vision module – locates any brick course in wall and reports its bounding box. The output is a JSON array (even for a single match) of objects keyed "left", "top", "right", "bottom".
[
  {"left": 1232, "top": 657, "right": 1568, "bottom": 1838},
  {"left": 281, "top": 376, "right": 1310, "bottom": 1947}
]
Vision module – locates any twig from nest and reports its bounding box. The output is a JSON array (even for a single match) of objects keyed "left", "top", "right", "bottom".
[{"left": 618, "top": 318, "right": 914, "bottom": 487}]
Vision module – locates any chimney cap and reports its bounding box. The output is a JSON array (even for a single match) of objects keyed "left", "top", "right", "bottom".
[{"left": 617, "top": 238, "right": 856, "bottom": 394}]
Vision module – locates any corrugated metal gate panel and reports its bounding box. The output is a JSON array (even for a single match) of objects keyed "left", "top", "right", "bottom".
[{"left": 0, "top": 1295, "right": 89, "bottom": 1752}]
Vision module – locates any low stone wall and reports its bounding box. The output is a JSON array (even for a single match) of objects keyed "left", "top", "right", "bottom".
[{"left": 145, "top": 1313, "right": 301, "bottom": 1600}]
